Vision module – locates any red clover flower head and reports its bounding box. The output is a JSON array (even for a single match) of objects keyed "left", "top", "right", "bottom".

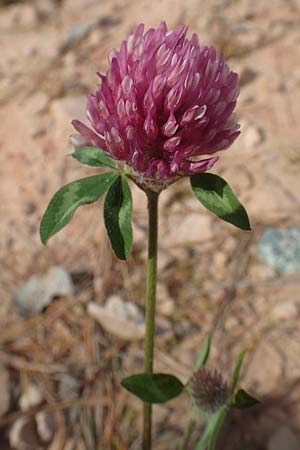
[
  {"left": 190, "top": 367, "right": 229, "bottom": 414},
  {"left": 71, "top": 22, "right": 240, "bottom": 183}
]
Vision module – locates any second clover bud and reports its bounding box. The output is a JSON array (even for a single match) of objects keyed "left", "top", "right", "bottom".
[{"left": 190, "top": 368, "right": 229, "bottom": 414}]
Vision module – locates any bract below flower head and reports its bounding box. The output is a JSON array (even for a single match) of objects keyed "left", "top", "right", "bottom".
[{"left": 71, "top": 22, "right": 240, "bottom": 182}]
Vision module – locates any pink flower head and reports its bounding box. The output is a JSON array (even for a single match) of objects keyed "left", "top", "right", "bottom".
[{"left": 71, "top": 22, "right": 240, "bottom": 180}]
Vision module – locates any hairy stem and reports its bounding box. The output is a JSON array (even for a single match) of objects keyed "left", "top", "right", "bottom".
[
  {"left": 142, "top": 190, "right": 159, "bottom": 450},
  {"left": 179, "top": 418, "right": 196, "bottom": 450}
]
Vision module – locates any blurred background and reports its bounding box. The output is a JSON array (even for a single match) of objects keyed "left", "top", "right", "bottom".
[{"left": 1, "top": 0, "right": 300, "bottom": 449}]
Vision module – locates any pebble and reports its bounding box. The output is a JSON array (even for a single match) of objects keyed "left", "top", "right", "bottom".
[
  {"left": 9, "top": 417, "right": 41, "bottom": 450},
  {"left": 35, "top": 412, "right": 54, "bottom": 442},
  {"left": 58, "top": 375, "right": 81, "bottom": 423},
  {"left": 27, "top": 92, "right": 49, "bottom": 115},
  {"left": 58, "top": 375, "right": 81, "bottom": 402},
  {"left": 272, "top": 302, "right": 298, "bottom": 322},
  {"left": 50, "top": 96, "right": 86, "bottom": 124},
  {"left": 164, "top": 214, "right": 213, "bottom": 246},
  {"left": 223, "top": 236, "right": 238, "bottom": 253},
  {"left": 245, "top": 341, "right": 282, "bottom": 395},
  {"left": 19, "top": 384, "right": 43, "bottom": 411},
  {"left": 156, "top": 283, "right": 175, "bottom": 317},
  {"left": 157, "top": 251, "right": 173, "bottom": 272},
  {"left": 87, "top": 295, "right": 145, "bottom": 340},
  {"left": 239, "top": 66, "right": 258, "bottom": 87},
  {"left": 213, "top": 251, "right": 227, "bottom": 270},
  {"left": 243, "top": 124, "right": 264, "bottom": 149},
  {"left": 13, "top": 266, "right": 75, "bottom": 316},
  {"left": 0, "top": 3, "right": 38, "bottom": 31},
  {"left": 224, "top": 316, "right": 239, "bottom": 332},
  {"left": 248, "top": 262, "right": 276, "bottom": 279},
  {"left": 258, "top": 228, "right": 300, "bottom": 273}
]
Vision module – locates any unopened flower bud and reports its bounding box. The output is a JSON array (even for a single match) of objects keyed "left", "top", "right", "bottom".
[{"left": 190, "top": 368, "right": 229, "bottom": 414}]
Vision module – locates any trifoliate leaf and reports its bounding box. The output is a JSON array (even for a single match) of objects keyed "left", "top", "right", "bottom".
[
  {"left": 230, "top": 389, "right": 260, "bottom": 409},
  {"left": 190, "top": 173, "right": 251, "bottom": 230},
  {"left": 121, "top": 373, "right": 184, "bottom": 404},
  {"left": 103, "top": 175, "right": 133, "bottom": 260},
  {"left": 40, "top": 173, "right": 117, "bottom": 244},
  {"left": 71, "top": 146, "right": 117, "bottom": 169}
]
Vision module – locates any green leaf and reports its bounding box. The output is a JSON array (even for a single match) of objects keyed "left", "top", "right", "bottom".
[
  {"left": 196, "top": 406, "right": 229, "bottom": 450},
  {"left": 230, "top": 350, "right": 247, "bottom": 394},
  {"left": 190, "top": 173, "right": 251, "bottom": 231},
  {"left": 40, "top": 173, "right": 117, "bottom": 244},
  {"left": 194, "top": 334, "right": 211, "bottom": 370},
  {"left": 230, "top": 389, "right": 260, "bottom": 409},
  {"left": 121, "top": 373, "right": 184, "bottom": 404},
  {"left": 103, "top": 175, "right": 133, "bottom": 260},
  {"left": 71, "top": 146, "right": 117, "bottom": 169}
]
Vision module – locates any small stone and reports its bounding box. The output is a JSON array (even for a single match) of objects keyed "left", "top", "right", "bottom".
[
  {"left": 243, "top": 124, "right": 264, "bottom": 149},
  {"left": 28, "top": 92, "right": 49, "bottom": 115},
  {"left": 164, "top": 214, "right": 213, "bottom": 246},
  {"left": 157, "top": 298, "right": 175, "bottom": 317},
  {"left": 9, "top": 418, "right": 41, "bottom": 450},
  {"left": 157, "top": 251, "right": 173, "bottom": 272},
  {"left": 245, "top": 341, "right": 282, "bottom": 395},
  {"left": 156, "top": 316, "right": 172, "bottom": 340},
  {"left": 154, "top": 431, "right": 180, "bottom": 450},
  {"left": 58, "top": 375, "right": 81, "bottom": 402},
  {"left": 35, "top": 0, "right": 56, "bottom": 19},
  {"left": 224, "top": 316, "right": 239, "bottom": 331},
  {"left": 157, "top": 283, "right": 175, "bottom": 317},
  {"left": 57, "top": 374, "right": 81, "bottom": 423},
  {"left": 132, "top": 222, "right": 146, "bottom": 249},
  {"left": 258, "top": 228, "right": 300, "bottom": 273},
  {"left": 0, "top": 364, "right": 10, "bottom": 417},
  {"left": 1, "top": 4, "right": 38, "bottom": 31},
  {"left": 35, "top": 412, "right": 53, "bottom": 442},
  {"left": 89, "top": 29, "right": 105, "bottom": 46},
  {"left": 213, "top": 252, "right": 227, "bottom": 269},
  {"left": 272, "top": 302, "right": 298, "bottom": 322},
  {"left": 223, "top": 236, "right": 237, "bottom": 253},
  {"left": 209, "top": 288, "right": 227, "bottom": 302},
  {"left": 152, "top": 404, "right": 170, "bottom": 430},
  {"left": 248, "top": 262, "right": 276, "bottom": 279},
  {"left": 268, "top": 426, "right": 299, "bottom": 450},
  {"left": 87, "top": 296, "right": 145, "bottom": 340},
  {"left": 239, "top": 67, "right": 258, "bottom": 87},
  {"left": 13, "top": 266, "right": 75, "bottom": 316},
  {"left": 64, "top": 52, "right": 77, "bottom": 68},
  {"left": 17, "top": 4, "right": 38, "bottom": 28},
  {"left": 50, "top": 96, "right": 86, "bottom": 124},
  {"left": 173, "top": 320, "right": 194, "bottom": 339},
  {"left": 19, "top": 384, "right": 43, "bottom": 411}
]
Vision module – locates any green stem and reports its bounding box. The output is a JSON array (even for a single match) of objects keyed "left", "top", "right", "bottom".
[
  {"left": 142, "top": 190, "right": 159, "bottom": 450},
  {"left": 179, "top": 418, "right": 196, "bottom": 450},
  {"left": 207, "top": 407, "right": 228, "bottom": 450}
]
